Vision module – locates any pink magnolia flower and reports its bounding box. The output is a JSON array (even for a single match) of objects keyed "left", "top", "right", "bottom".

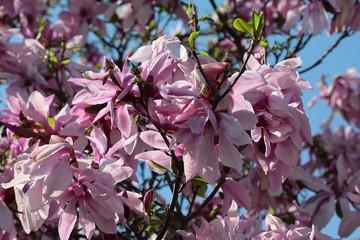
[
  {"left": 328, "top": 0, "right": 360, "bottom": 34},
  {"left": 0, "top": 167, "right": 16, "bottom": 239},
  {"left": 177, "top": 200, "right": 250, "bottom": 240},
  {"left": 57, "top": 157, "right": 134, "bottom": 240},
  {"left": 13, "top": 0, "right": 47, "bottom": 37},
  {"left": 283, "top": 1, "right": 329, "bottom": 35},
  {"left": 254, "top": 214, "right": 332, "bottom": 240},
  {"left": 68, "top": 0, "right": 110, "bottom": 36},
  {"left": 244, "top": 56, "right": 312, "bottom": 192},
  {"left": 311, "top": 68, "right": 360, "bottom": 128},
  {"left": 304, "top": 126, "right": 360, "bottom": 236}
]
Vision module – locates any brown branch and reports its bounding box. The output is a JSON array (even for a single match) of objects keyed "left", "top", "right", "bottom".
[
  {"left": 185, "top": 176, "right": 226, "bottom": 221},
  {"left": 299, "top": 30, "right": 351, "bottom": 74},
  {"left": 213, "top": 42, "right": 255, "bottom": 110}
]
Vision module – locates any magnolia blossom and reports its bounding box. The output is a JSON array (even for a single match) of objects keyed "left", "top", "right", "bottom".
[
  {"left": 311, "top": 68, "right": 360, "bottom": 128},
  {"left": 1, "top": 0, "right": 359, "bottom": 238},
  {"left": 301, "top": 126, "right": 360, "bottom": 236},
  {"left": 283, "top": 1, "right": 329, "bottom": 35},
  {"left": 243, "top": 56, "right": 312, "bottom": 192},
  {"left": 254, "top": 214, "right": 331, "bottom": 240},
  {"left": 57, "top": 158, "right": 134, "bottom": 240},
  {"left": 177, "top": 201, "right": 260, "bottom": 240}
]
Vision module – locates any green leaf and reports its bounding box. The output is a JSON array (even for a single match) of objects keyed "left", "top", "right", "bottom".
[
  {"left": 259, "top": 40, "right": 269, "bottom": 48},
  {"left": 149, "top": 218, "right": 163, "bottom": 227},
  {"left": 49, "top": 55, "right": 58, "bottom": 63},
  {"left": 84, "top": 103, "right": 107, "bottom": 114},
  {"left": 150, "top": 160, "right": 169, "bottom": 173},
  {"left": 254, "top": 11, "right": 265, "bottom": 40},
  {"left": 48, "top": 117, "right": 55, "bottom": 128},
  {"left": 186, "top": 2, "right": 192, "bottom": 19},
  {"left": 61, "top": 59, "right": 71, "bottom": 65},
  {"left": 199, "top": 51, "right": 209, "bottom": 56},
  {"left": 134, "top": 114, "right": 140, "bottom": 123},
  {"left": 199, "top": 16, "right": 215, "bottom": 23},
  {"left": 233, "top": 18, "right": 254, "bottom": 37},
  {"left": 148, "top": 20, "right": 157, "bottom": 31},
  {"left": 3, "top": 150, "right": 10, "bottom": 158},
  {"left": 34, "top": 123, "right": 44, "bottom": 129},
  {"left": 191, "top": 177, "right": 208, "bottom": 198},
  {"left": 68, "top": 45, "right": 81, "bottom": 51},
  {"left": 269, "top": 208, "right": 276, "bottom": 215},
  {"left": 84, "top": 126, "right": 93, "bottom": 135},
  {"left": 251, "top": 10, "right": 261, "bottom": 30},
  {"left": 189, "top": 31, "right": 199, "bottom": 47},
  {"left": 12, "top": 134, "right": 20, "bottom": 140}
]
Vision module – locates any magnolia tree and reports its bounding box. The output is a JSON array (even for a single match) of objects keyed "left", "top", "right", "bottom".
[{"left": 0, "top": 0, "right": 359, "bottom": 239}]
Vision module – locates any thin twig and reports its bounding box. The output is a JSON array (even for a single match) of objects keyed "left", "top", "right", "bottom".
[
  {"left": 156, "top": 167, "right": 183, "bottom": 239},
  {"left": 192, "top": 50, "right": 218, "bottom": 94},
  {"left": 185, "top": 176, "right": 226, "bottom": 221},
  {"left": 299, "top": 30, "right": 351, "bottom": 74},
  {"left": 208, "top": 0, "right": 247, "bottom": 62},
  {"left": 213, "top": 42, "right": 254, "bottom": 109}
]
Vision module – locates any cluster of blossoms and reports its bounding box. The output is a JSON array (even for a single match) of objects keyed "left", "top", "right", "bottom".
[
  {"left": 311, "top": 68, "right": 360, "bottom": 128},
  {"left": 0, "top": 0, "right": 360, "bottom": 239},
  {"left": 0, "top": 32, "right": 321, "bottom": 239},
  {"left": 298, "top": 126, "right": 360, "bottom": 238},
  {"left": 217, "top": 0, "right": 360, "bottom": 36}
]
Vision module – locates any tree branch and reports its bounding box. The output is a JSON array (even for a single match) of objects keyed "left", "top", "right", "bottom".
[
  {"left": 299, "top": 30, "right": 351, "bottom": 74},
  {"left": 185, "top": 176, "right": 226, "bottom": 221}
]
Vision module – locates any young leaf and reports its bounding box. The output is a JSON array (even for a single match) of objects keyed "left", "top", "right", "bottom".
[
  {"left": 186, "top": 2, "right": 192, "bottom": 19},
  {"left": 61, "top": 59, "right": 71, "bottom": 65},
  {"left": 259, "top": 40, "right": 269, "bottom": 48},
  {"left": 199, "top": 51, "right": 209, "bottom": 56},
  {"left": 199, "top": 16, "right": 215, "bottom": 23},
  {"left": 150, "top": 160, "right": 169, "bottom": 173},
  {"left": 254, "top": 11, "right": 265, "bottom": 40},
  {"left": 192, "top": 177, "right": 208, "bottom": 198},
  {"left": 47, "top": 118, "right": 55, "bottom": 128},
  {"left": 252, "top": 10, "right": 261, "bottom": 31},
  {"left": 189, "top": 31, "right": 199, "bottom": 47},
  {"left": 233, "top": 18, "right": 254, "bottom": 37}
]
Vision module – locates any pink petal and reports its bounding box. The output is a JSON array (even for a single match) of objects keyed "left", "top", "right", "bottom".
[
  {"left": 58, "top": 199, "right": 77, "bottom": 240},
  {"left": 188, "top": 114, "right": 208, "bottom": 134},
  {"left": 128, "top": 45, "right": 152, "bottom": 62},
  {"left": 274, "top": 139, "right": 299, "bottom": 166},
  {"left": 87, "top": 126, "right": 107, "bottom": 155},
  {"left": 277, "top": 57, "right": 302, "bottom": 69},
  {"left": 43, "top": 159, "right": 73, "bottom": 199},
  {"left": 222, "top": 179, "right": 251, "bottom": 210},
  {"left": 81, "top": 70, "right": 108, "bottom": 80},
  {"left": 339, "top": 211, "right": 360, "bottom": 237},
  {"left": 100, "top": 158, "right": 134, "bottom": 184},
  {"left": 219, "top": 113, "right": 252, "bottom": 146},
  {"left": 78, "top": 202, "right": 95, "bottom": 239},
  {"left": 116, "top": 104, "right": 132, "bottom": 138},
  {"left": 291, "top": 167, "right": 332, "bottom": 193},
  {"left": 265, "top": 214, "right": 286, "bottom": 232},
  {"left": 231, "top": 70, "right": 266, "bottom": 95},
  {"left": 139, "top": 130, "right": 169, "bottom": 150},
  {"left": 135, "top": 150, "right": 171, "bottom": 173},
  {"left": 0, "top": 200, "right": 13, "bottom": 232},
  {"left": 217, "top": 130, "right": 243, "bottom": 174},
  {"left": 183, "top": 130, "right": 212, "bottom": 181},
  {"left": 25, "top": 178, "right": 44, "bottom": 212}
]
